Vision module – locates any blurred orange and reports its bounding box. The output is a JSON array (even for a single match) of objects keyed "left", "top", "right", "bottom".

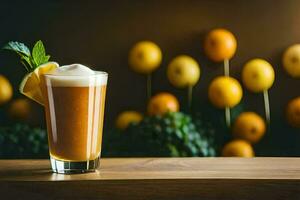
[
  {"left": 129, "top": 41, "right": 162, "bottom": 74},
  {"left": 147, "top": 92, "right": 179, "bottom": 116},
  {"left": 222, "top": 140, "right": 254, "bottom": 157},
  {"left": 242, "top": 59, "right": 275, "bottom": 92},
  {"left": 8, "top": 98, "right": 32, "bottom": 121},
  {"left": 0, "top": 75, "right": 13, "bottom": 105},
  {"left": 208, "top": 76, "right": 242, "bottom": 108},
  {"left": 115, "top": 111, "right": 143, "bottom": 130},
  {"left": 204, "top": 28, "right": 237, "bottom": 62},
  {"left": 232, "top": 112, "right": 266, "bottom": 143},
  {"left": 282, "top": 44, "right": 300, "bottom": 78},
  {"left": 286, "top": 97, "right": 300, "bottom": 128},
  {"left": 167, "top": 55, "right": 200, "bottom": 88}
]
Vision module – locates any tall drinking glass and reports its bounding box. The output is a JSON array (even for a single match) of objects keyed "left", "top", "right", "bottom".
[{"left": 42, "top": 71, "right": 107, "bottom": 174}]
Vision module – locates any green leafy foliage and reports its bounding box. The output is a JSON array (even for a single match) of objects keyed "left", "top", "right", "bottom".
[
  {"left": 0, "top": 123, "right": 48, "bottom": 158},
  {"left": 2, "top": 40, "right": 50, "bottom": 72},
  {"left": 103, "top": 112, "right": 217, "bottom": 157},
  {"left": 192, "top": 100, "right": 245, "bottom": 148},
  {"left": 32, "top": 40, "right": 50, "bottom": 66},
  {"left": 3, "top": 41, "right": 31, "bottom": 56}
]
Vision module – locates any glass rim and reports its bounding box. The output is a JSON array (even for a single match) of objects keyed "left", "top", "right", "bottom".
[{"left": 43, "top": 71, "right": 108, "bottom": 77}]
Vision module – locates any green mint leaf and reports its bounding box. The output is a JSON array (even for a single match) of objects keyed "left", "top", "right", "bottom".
[
  {"left": 2, "top": 41, "right": 33, "bottom": 71},
  {"left": 2, "top": 40, "right": 52, "bottom": 72},
  {"left": 45, "top": 55, "right": 50, "bottom": 62},
  {"left": 3, "top": 41, "right": 31, "bottom": 57},
  {"left": 32, "top": 40, "right": 50, "bottom": 67},
  {"left": 21, "top": 57, "right": 34, "bottom": 71}
]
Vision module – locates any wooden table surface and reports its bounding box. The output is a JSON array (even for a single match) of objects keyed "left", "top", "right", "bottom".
[{"left": 0, "top": 157, "right": 300, "bottom": 200}]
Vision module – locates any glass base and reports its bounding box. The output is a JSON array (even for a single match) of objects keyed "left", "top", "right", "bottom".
[{"left": 50, "top": 156, "right": 100, "bottom": 174}]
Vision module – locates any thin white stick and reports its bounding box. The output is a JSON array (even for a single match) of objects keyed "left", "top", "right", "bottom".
[
  {"left": 224, "top": 59, "right": 231, "bottom": 127},
  {"left": 225, "top": 107, "right": 231, "bottom": 127},
  {"left": 147, "top": 73, "right": 152, "bottom": 100},
  {"left": 263, "top": 90, "right": 271, "bottom": 124},
  {"left": 188, "top": 85, "right": 193, "bottom": 111},
  {"left": 224, "top": 59, "right": 230, "bottom": 77}
]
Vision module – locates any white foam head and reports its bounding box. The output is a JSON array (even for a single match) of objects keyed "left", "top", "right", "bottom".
[{"left": 45, "top": 64, "right": 108, "bottom": 87}]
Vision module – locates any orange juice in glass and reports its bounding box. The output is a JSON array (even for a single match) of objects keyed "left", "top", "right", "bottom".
[{"left": 43, "top": 64, "right": 107, "bottom": 174}]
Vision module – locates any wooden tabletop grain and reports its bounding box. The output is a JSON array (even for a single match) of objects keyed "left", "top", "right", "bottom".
[{"left": 0, "top": 157, "right": 300, "bottom": 200}]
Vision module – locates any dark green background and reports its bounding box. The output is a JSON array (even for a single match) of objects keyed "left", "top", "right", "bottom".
[{"left": 0, "top": 0, "right": 300, "bottom": 155}]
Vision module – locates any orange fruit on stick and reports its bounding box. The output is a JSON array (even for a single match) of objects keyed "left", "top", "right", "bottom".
[
  {"left": 242, "top": 59, "right": 275, "bottom": 93},
  {"left": 147, "top": 92, "right": 179, "bottom": 116},
  {"left": 167, "top": 55, "right": 200, "bottom": 88},
  {"left": 282, "top": 44, "right": 300, "bottom": 78},
  {"left": 204, "top": 28, "right": 237, "bottom": 62},
  {"left": 222, "top": 140, "right": 254, "bottom": 157},
  {"left": 232, "top": 112, "right": 266, "bottom": 144},
  {"left": 286, "top": 97, "right": 300, "bottom": 128},
  {"left": 129, "top": 41, "right": 162, "bottom": 74},
  {"left": 208, "top": 76, "right": 243, "bottom": 108}
]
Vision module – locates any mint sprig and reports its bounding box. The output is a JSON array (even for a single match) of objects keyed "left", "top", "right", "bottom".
[
  {"left": 3, "top": 41, "right": 31, "bottom": 56},
  {"left": 32, "top": 41, "right": 50, "bottom": 67},
  {"left": 3, "top": 40, "right": 50, "bottom": 72}
]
